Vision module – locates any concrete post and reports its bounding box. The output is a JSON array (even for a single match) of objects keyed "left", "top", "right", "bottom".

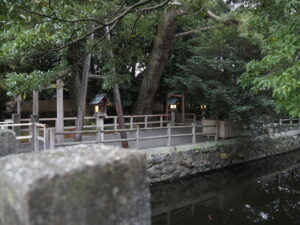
[
  {"left": 30, "top": 114, "right": 39, "bottom": 151},
  {"left": 167, "top": 123, "right": 171, "bottom": 147},
  {"left": 49, "top": 128, "right": 55, "bottom": 149},
  {"left": 96, "top": 115, "right": 104, "bottom": 143},
  {"left": 192, "top": 123, "right": 196, "bottom": 144},
  {"left": 135, "top": 126, "right": 140, "bottom": 149}
]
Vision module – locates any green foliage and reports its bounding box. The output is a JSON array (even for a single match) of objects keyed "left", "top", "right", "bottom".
[
  {"left": 0, "top": 0, "right": 166, "bottom": 96},
  {"left": 238, "top": 0, "right": 300, "bottom": 117},
  {"left": 4, "top": 62, "right": 68, "bottom": 96},
  {"left": 163, "top": 25, "right": 272, "bottom": 123}
]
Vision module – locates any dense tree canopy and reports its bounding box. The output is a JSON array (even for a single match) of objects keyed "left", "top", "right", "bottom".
[
  {"left": 0, "top": 0, "right": 298, "bottom": 122},
  {"left": 238, "top": 0, "right": 300, "bottom": 116}
]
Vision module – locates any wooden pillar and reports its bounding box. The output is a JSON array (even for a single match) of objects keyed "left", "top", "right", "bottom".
[
  {"left": 56, "top": 79, "right": 64, "bottom": 143},
  {"left": 32, "top": 90, "right": 39, "bottom": 115},
  {"left": 16, "top": 95, "right": 21, "bottom": 115}
]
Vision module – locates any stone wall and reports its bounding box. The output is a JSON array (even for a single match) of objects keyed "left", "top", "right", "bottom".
[
  {"left": 0, "top": 129, "right": 18, "bottom": 157},
  {"left": 0, "top": 144, "right": 151, "bottom": 225},
  {"left": 147, "top": 130, "right": 300, "bottom": 183}
]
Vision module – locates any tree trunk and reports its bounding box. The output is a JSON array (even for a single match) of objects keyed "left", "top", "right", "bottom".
[
  {"left": 66, "top": 44, "right": 82, "bottom": 115},
  {"left": 133, "top": 10, "right": 178, "bottom": 115},
  {"left": 74, "top": 32, "right": 94, "bottom": 142},
  {"left": 105, "top": 26, "right": 129, "bottom": 148}
]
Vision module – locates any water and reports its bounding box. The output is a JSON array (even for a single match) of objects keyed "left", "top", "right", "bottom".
[{"left": 151, "top": 151, "right": 300, "bottom": 225}]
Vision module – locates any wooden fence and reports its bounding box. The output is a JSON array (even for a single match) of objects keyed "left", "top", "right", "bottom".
[
  {"left": 0, "top": 123, "right": 48, "bottom": 151},
  {"left": 51, "top": 122, "right": 219, "bottom": 149},
  {"left": 19, "top": 113, "right": 196, "bottom": 130},
  {"left": 2, "top": 115, "right": 300, "bottom": 151}
]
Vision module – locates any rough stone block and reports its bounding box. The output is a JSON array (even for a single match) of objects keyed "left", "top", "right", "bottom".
[
  {"left": 0, "top": 144, "right": 150, "bottom": 225},
  {"left": 0, "top": 129, "right": 18, "bottom": 157}
]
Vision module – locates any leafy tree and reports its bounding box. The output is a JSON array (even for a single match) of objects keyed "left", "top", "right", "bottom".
[
  {"left": 163, "top": 26, "right": 274, "bottom": 123},
  {"left": 238, "top": 0, "right": 300, "bottom": 117}
]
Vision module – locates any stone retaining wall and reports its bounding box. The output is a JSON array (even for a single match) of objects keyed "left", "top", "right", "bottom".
[{"left": 147, "top": 130, "right": 300, "bottom": 183}]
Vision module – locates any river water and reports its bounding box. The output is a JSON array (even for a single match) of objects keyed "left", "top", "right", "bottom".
[{"left": 151, "top": 150, "right": 300, "bottom": 225}]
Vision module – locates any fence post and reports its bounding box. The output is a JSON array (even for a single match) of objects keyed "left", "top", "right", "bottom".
[
  {"left": 30, "top": 115, "right": 39, "bottom": 151},
  {"left": 12, "top": 113, "right": 20, "bottom": 136},
  {"left": 160, "top": 115, "right": 163, "bottom": 128},
  {"left": 279, "top": 118, "right": 282, "bottom": 126},
  {"left": 96, "top": 116, "right": 105, "bottom": 143},
  {"left": 135, "top": 126, "right": 140, "bottom": 149},
  {"left": 167, "top": 123, "right": 171, "bottom": 147},
  {"left": 50, "top": 128, "right": 55, "bottom": 149},
  {"left": 114, "top": 117, "right": 117, "bottom": 130},
  {"left": 192, "top": 123, "right": 196, "bottom": 144},
  {"left": 145, "top": 116, "right": 148, "bottom": 129},
  {"left": 44, "top": 127, "right": 49, "bottom": 150},
  {"left": 214, "top": 121, "right": 219, "bottom": 141},
  {"left": 130, "top": 117, "right": 134, "bottom": 129},
  {"left": 97, "top": 128, "right": 102, "bottom": 144},
  {"left": 34, "top": 125, "right": 39, "bottom": 152}
]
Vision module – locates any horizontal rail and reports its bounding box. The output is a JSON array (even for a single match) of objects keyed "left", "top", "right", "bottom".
[
  {"left": 171, "top": 133, "right": 193, "bottom": 138},
  {"left": 196, "top": 132, "right": 216, "bottom": 136},
  {"left": 55, "top": 130, "right": 98, "bottom": 135},
  {"left": 102, "top": 138, "right": 137, "bottom": 143},
  {"left": 0, "top": 123, "right": 32, "bottom": 127},
  {"left": 16, "top": 135, "right": 32, "bottom": 140},
  {"left": 55, "top": 141, "right": 98, "bottom": 146},
  {"left": 140, "top": 135, "right": 168, "bottom": 140}
]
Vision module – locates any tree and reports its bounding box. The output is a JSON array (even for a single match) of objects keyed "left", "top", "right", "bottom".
[
  {"left": 133, "top": 1, "right": 240, "bottom": 114},
  {"left": 162, "top": 26, "right": 274, "bottom": 124},
  {"left": 238, "top": 0, "right": 300, "bottom": 117},
  {"left": 0, "top": 0, "right": 171, "bottom": 143}
]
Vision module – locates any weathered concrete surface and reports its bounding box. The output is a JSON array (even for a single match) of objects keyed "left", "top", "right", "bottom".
[
  {"left": 147, "top": 130, "right": 300, "bottom": 183},
  {"left": 0, "top": 144, "right": 150, "bottom": 225},
  {"left": 0, "top": 129, "right": 18, "bottom": 157}
]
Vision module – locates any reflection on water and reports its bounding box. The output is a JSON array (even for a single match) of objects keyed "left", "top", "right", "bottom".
[{"left": 151, "top": 151, "right": 300, "bottom": 225}]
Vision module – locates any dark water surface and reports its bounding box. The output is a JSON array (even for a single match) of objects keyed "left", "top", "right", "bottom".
[{"left": 151, "top": 150, "right": 300, "bottom": 225}]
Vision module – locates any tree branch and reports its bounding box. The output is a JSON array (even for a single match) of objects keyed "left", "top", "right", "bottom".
[
  {"left": 175, "top": 25, "right": 221, "bottom": 38},
  {"left": 136, "top": 0, "right": 171, "bottom": 12},
  {"left": 207, "top": 10, "right": 240, "bottom": 26}
]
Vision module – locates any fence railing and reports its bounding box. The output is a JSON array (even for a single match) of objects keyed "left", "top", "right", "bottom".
[
  {"left": 0, "top": 122, "right": 48, "bottom": 151},
  {"left": 19, "top": 113, "right": 196, "bottom": 131},
  {"left": 50, "top": 122, "right": 219, "bottom": 149}
]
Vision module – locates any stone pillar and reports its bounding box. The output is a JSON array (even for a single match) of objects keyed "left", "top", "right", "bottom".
[
  {"left": 0, "top": 145, "right": 151, "bottom": 225},
  {"left": 0, "top": 130, "right": 19, "bottom": 157}
]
